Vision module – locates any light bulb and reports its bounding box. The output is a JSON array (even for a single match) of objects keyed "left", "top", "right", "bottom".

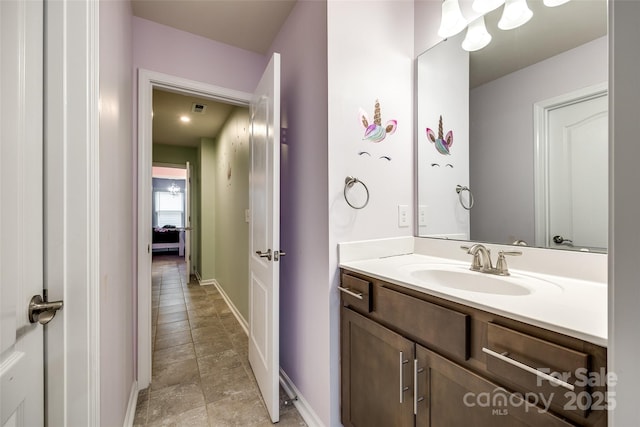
[
  {"left": 437, "top": 0, "right": 467, "bottom": 38},
  {"left": 472, "top": 0, "right": 505, "bottom": 14},
  {"left": 543, "top": 0, "right": 570, "bottom": 6},
  {"left": 462, "top": 16, "right": 492, "bottom": 51},
  {"left": 498, "top": 0, "right": 533, "bottom": 30}
]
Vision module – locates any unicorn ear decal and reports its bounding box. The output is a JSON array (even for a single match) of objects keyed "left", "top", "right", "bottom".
[
  {"left": 359, "top": 99, "right": 397, "bottom": 143},
  {"left": 426, "top": 115, "right": 453, "bottom": 155}
]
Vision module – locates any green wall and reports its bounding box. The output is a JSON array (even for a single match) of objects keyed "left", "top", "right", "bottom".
[
  {"left": 212, "top": 107, "right": 250, "bottom": 320},
  {"left": 153, "top": 143, "right": 200, "bottom": 277},
  {"left": 199, "top": 137, "right": 216, "bottom": 281}
]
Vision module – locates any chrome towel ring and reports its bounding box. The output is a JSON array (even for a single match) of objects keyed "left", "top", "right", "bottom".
[
  {"left": 456, "top": 185, "right": 474, "bottom": 210},
  {"left": 344, "top": 176, "right": 370, "bottom": 209}
]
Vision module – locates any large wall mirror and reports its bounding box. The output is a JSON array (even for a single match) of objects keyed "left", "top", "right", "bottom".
[{"left": 416, "top": 0, "right": 608, "bottom": 252}]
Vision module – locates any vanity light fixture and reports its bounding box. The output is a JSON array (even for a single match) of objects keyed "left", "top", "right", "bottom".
[
  {"left": 498, "top": 0, "right": 533, "bottom": 30},
  {"left": 439, "top": 0, "right": 569, "bottom": 51},
  {"left": 462, "top": 16, "right": 492, "bottom": 52},
  {"left": 472, "top": 0, "right": 504, "bottom": 14},
  {"left": 437, "top": 0, "right": 468, "bottom": 38}
]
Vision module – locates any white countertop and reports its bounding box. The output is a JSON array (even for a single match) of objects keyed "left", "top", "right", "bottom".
[{"left": 340, "top": 251, "right": 607, "bottom": 347}]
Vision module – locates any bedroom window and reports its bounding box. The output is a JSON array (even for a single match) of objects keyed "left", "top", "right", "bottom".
[{"left": 155, "top": 191, "right": 184, "bottom": 228}]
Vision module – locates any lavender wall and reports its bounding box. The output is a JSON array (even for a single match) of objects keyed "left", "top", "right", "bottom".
[
  {"left": 268, "top": 0, "right": 330, "bottom": 424},
  {"left": 99, "top": 1, "right": 135, "bottom": 425},
  {"left": 133, "top": 16, "right": 267, "bottom": 94}
]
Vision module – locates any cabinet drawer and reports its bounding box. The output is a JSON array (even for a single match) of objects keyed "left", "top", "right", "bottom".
[
  {"left": 485, "top": 323, "right": 590, "bottom": 418},
  {"left": 376, "top": 286, "right": 469, "bottom": 360},
  {"left": 339, "top": 274, "right": 372, "bottom": 312}
]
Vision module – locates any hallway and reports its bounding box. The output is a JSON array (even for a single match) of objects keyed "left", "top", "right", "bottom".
[{"left": 133, "top": 255, "right": 305, "bottom": 426}]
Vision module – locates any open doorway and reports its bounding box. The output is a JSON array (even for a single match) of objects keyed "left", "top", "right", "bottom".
[
  {"left": 138, "top": 57, "right": 284, "bottom": 423},
  {"left": 138, "top": 74, "right": 254, "bottom": 391}
]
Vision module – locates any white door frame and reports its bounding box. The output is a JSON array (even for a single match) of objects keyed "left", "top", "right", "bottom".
[
  {"left": 533, "top": 82, "right": 608, "bottom": 248},
  {"left": 43, "top": 0, "right": 101, "bottom": 425},
  {"left": 137, "top": 69, "right": 251, "bottom": 389}
]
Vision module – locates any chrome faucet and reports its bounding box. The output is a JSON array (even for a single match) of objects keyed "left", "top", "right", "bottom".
[
  {"left": 465, "top": 244, "right": 493, "bottom": 272},
  {"left": 461, "top": 244, "right": 522, "bottom": 276}
]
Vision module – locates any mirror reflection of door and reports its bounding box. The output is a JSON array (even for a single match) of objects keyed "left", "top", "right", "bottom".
[{"left": 535, "top": 86, "right": 608, "bottom": 251}]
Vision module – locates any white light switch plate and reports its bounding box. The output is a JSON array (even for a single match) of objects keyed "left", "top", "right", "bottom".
[{"left": 398, "top": 205, "right": 409, "bottom": 227}]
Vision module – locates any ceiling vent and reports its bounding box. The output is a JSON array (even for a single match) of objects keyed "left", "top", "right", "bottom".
[{"left": 191, "top": 103, "right": 207, "bottom": 114}]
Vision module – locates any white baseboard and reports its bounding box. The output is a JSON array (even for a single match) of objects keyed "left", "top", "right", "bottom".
[
  {"left": 279, "top": 369, "right": 325, "bottom": 427},
  {"left": 123, "top": 380, "right": 139, "bottom": 427},
  {"left": 198, "top": 278, "right": 218, "bottom": 287},
  {"left": 212, "top": 280, "right": 249, "bottom": 334}
]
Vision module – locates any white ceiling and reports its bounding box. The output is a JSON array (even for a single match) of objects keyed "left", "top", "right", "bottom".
[{"left": 152, "top": 89, "right": 238, "bottom": 147}]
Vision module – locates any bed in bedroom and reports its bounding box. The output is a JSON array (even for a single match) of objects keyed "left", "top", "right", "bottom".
[{"left": 152, "top": 226, "right": 185, "bottom": 256}]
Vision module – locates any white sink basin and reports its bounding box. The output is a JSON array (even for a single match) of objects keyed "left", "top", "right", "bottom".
[{"left": 399, "top": 264, "right": 562, "bottom": 296}]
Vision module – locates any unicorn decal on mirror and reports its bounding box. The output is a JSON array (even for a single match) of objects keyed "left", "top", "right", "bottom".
[
  {"left": 426, "top": 115, "right": 453, "bottom": 155},
  {"left": 359, "top": 99, "right": 397, "bottom": 143}
]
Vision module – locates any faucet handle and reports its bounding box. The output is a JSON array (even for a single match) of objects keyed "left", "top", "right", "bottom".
[{"left": 495, "top": 250, "right": 522, "bottom": 276}]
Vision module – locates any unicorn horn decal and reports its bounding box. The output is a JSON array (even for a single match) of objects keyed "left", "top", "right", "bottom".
[
  {"left": 426, "top": 115, "right": 453, "bottom": 155},
  {"left": 359, "top": 99, "right": 397, "bottom": 143}
]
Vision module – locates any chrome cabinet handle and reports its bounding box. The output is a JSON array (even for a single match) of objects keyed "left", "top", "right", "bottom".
[
  {"left": 482, "top": 347, "right": 575, "bottom": 391},
  {"left": 255, "top": 249, "right": 272, "bottom": 261},
  {"left": 399, "top": 352, "right": 409, "bottom": 403},
  {"left": 413, "top": 359, "right": 425, "bottom": 415},
  {"left": 338, "top": 286, "right": 363, "bottom": 300}
]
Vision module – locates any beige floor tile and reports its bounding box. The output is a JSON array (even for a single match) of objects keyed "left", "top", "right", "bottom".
[
  {"left": 157, "top": 311, "right": 189, "bottom": 325},
  {"left": 153, "top": 342, "right": 196, "bottom": 369},
  {"left": 151, "top": 358, "right": 200, "bottom": 391},
  {"left": 196, "top": 349, "right": 242, "bottom": 377},
  {"left": 147, "top": 382, "right": 206, "bottom": 424},
  {"left": 155, "top": 330, "right": 192, "bottom": 351},
  {"left": 200, "top": 365, "right": 257, "bottom": 404},
  {"left": 158, "top": 304, "right": 187, "bottom": 316},
  {"left": 205, "top": 391, "right": 271, "bottom": 427},
  {"left": 156, "top": 320, "right": 191, "bottom": 337}
]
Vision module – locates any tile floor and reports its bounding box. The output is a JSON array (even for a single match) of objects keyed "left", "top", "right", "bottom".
[{"left": 133, "top": 254, "right": 306, "bottom": 427}]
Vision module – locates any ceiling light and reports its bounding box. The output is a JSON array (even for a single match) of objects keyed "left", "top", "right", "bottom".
[
  {"left": 543, "top": 0, "right": 570, "bottom": 6},
  {"left": 180, "top": 116, "right": 191, "bottom": 123},
  {"left": 472, "top": 0, "right": 505, "bottom": 14},
  {"left": 498, "top": 0, "right": 533, "bottom": 30},
  {"left": 462, "top": 16, "right": 492, "bottom": 52},
  {"left": 437, "top": 0, "right": 467, "bottom": 38}
]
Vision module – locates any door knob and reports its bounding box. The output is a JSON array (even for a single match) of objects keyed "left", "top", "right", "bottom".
[
  {"left": 256, "top": 249, "right": 272, "bottom": 261},
  {"left": 29, "top": 294, "right": 63, "bottom": 325}
]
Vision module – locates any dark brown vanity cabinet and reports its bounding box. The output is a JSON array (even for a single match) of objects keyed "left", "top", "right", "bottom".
[{"left": 340, "top": 270, "right": 607, "bottom": 427}]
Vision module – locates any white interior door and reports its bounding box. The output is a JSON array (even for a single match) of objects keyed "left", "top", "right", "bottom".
[
  {"left": 248, "top": 52, "right": 281, "bottom": 423},
  {"left": 184, "top": 162, "right": 192, "bottom": 284},
  {"left": 1, "top": 0, "right": 45, "bottom": 425},
  {"left": 548, "top": 93, "right": 608, "bottom": 250}
]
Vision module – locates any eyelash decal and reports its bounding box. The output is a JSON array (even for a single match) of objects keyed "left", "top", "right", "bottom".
[
  {"left": 358, "top": 151, "right": 371, "bottom": 156},
  {"left": 445, "top": 164, "right": 454, "bottom": 168},
  {"left": 379, "top": 156, "right": 392, "bottom": 161},
  {"left": 431, "top": 163, "right": 440, "bottom": 167}
]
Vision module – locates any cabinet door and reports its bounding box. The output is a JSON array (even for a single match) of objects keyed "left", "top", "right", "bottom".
[
  {"left": 341, "top": 307, "right": 415, "bottom": 427},
  {"left": 415, "top": 345, "right": 576, "bottom": 427}
]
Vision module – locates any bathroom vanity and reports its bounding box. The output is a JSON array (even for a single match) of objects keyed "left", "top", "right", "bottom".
[{"left": 339, "top": 238, "right": 608, "bottom": 427}]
